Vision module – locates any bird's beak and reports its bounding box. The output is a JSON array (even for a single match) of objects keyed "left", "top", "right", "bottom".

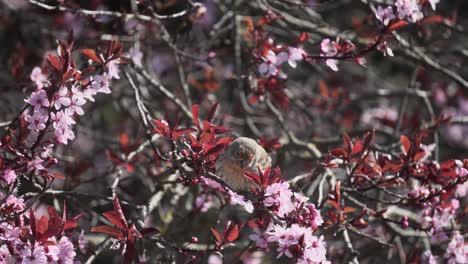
[{"left": 239, "top": 159, "right": 249, "bottom": 169}]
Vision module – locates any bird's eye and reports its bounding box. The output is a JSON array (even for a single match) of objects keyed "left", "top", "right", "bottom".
[{"left": 234, "top": 151, "right": 240, "bottom": 158}]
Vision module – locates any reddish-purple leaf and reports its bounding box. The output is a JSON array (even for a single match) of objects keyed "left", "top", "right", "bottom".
[
  {"left": 388, "top": 20, "right": 408, "bottom": 31},
  {"left": 124, "top": 240, "right": 137, "bottom": 264},
  {"left": 63, "top": 220, "right": 78, "bottom": 231},
  {"left": 42, "top": 216, "right": 62, "bottom": 241},
  {"left": 36, "top": 216, "right": 48, "bottom": 235},
  {"left": 400, "top": 135, "right": 411, "bottom": 154},
  {"left": 49, "top": 173, "right": 65, "bottom": 179},
  {"left": 192, "top": 104, "right": 200, "bottom": 130},
  {"left": 91, "top": 225, "right": 124, "bottom": 239},
  {"left": 47, "top": 53, "right": 62, "bottom": 72},
  {"left": 30, "top": 210, "right": 37, "bottom": 239},
  {"left": 226, "top": 224, "right": 239, "bottom": 242},
  {"left": 207, "top": 102, "right": 219, "bottom": 122},
  {"left": 81, "top": 49, "right": 103, "bottom": 64},
  {"left": 112, "top": 196, "right": 128, "bottom": 229},
  {"left": 103, "top": 211, "right": 126, "bottom": 230},
  {"left": 210, "top": 228, "right": 222, "bottom": 244}
]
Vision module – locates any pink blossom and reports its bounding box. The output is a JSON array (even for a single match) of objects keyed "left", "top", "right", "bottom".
[
  {"left": 0, "top": 244, "right": 16, "bottom": 263},
  {"left": 207, "top": 253, "right": 223, "bottom": 264},
  {"left": 25, "top": 90, "right": 50, "bottom": 111},
  {"left": 53, "top": 86, "right": 71, "bottom": 110},
  {"left": 0, "top": 222, "right": 21, "bottom": 241},
  {"left": 27, "top": 156, "right": 45, "bottom": 172},
  {"left": 285, "top": 47, "right": 305, "bottom": 68},
  {"left": 129, "top": 47, "right": 143, "bottom": 67},
  {"left": 55, "top": 236, "right": 77, "bottom": 264},
  {"left": 421, "top": 250, "right": 438, "bottom": 264},
  {"left": 51, "top": 110, "right": 76, "bottom": 128},
  {"left": 200, "top": 176, "right": 223, "bottom": 190},
  {"left": 259, "top": 51, "right": 282, "bottom": 76},
  {"left": 249, "top": 229, "right": 269, "bottom": 249},
  {"left": 375, "top": 6, "right": 395, "bottom": 26},
  {"left": 444, "top": 231, "right": 468, "bottom": 264},
  {"left": 240, "top": 251, "right": 264, "bottom": 264},
  {"left": 195, "top": 194, "right": 214, "bottom": 212},
  {"left": 51, "top": 110, "right": 76, "bottom": 144},
  {"left": 263, "top": 182, "right": 294, "bottom": 217},
  {"left": 68, "top": 86, "right": 86, "bottom": 115},
  {"left": 377, "top": 41, "right": 394, "bottom": 57},
  {"left": 25, "top": 109, "right": 49, "bottom": 131},
  {"left": 320, "top": 39, "right": 338, "bottom": 55},
  {"left": 5, "top": 195, "right": 24, "bottom": 211},
  {"left": 320, "top": 39, "right": 339, "bottom": 71},
  {"left": 455, "top": 181, "right": 468, "bottom": 198},
  {"left": 53, "top": 123, "right": 75, "bottom": 145},
  {"left": 395, "top": 0, "right": 423, "bottom": 22},
  {"left": 30, "top": 67, "right": 47, "bottom": 89},
  {"left": 409, "top": 186, "right": 430, "bottom": 199},
  {"left": 325, "top": 59, "right": 338, "bottom": 71},
  {"left": 92, "top": 74, "right": 112, "bottom": 94},
  {"left": 21, "top": 245, "right": 48, "bottom": 264},
  {"left": 78, "top": 230, "right": 87, "bottom": 253},
  {"left": 1, "top": 169, "right": 17, "bottom": 185},
  {"left": 266, "top": 224, "right": 298, "bottom": 258},
  {"left": 107, "top": 59, "right": 120, "bottom": 79},
  {"left": 301, "top": 235, "right": 327, "bottom": 264},
  {"left": 227, "top": 190, "right": 254, "bottom": 213}
]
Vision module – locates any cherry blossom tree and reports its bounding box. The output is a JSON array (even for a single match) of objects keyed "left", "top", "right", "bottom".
[{"left": 0, "top": 0, "right": 467, "bottom": 263}]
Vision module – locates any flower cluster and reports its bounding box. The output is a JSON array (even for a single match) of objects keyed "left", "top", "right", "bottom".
[
  {"left": 24, "top": 51, "right": 120, "bottom": 146},
  {"left": 258, "top": 46, "right": 306, "bottom": 77},
  {"left": 319, "top": 38, "right": 362, "bottom": 71},
  {"left": 0, "top": 196, "right": 84, "bottom": 264},
  {"left": 375, "top": 0, "right": 440, "bottom": 25},
  {"left": 245, "top": 169, "right": 328, "bottom": 263}
]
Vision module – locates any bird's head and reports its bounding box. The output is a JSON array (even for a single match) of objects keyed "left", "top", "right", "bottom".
[{"left": 226, "top": 137, "right": 259, "bottom": 169}]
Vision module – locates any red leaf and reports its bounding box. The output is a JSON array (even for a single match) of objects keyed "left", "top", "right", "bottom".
[
  {"left": 91, "top": 225, "right": 124, "bottom": 239},
  {"left": 328, "top": 200, "right": 340, "bottom": 210},
  {"left": 47, "top": 53, "right": 62, "bottom": 72},
  {"left": 103, "top": 211, "right": 127, "bottom": 230},
  {"left": 124, "top": 239, "right": 137, "bottom": 264},
  {"left": 63, "top": 220, "right": 78, "bottom": 231},
  {"left": 297, "top": 32, "right": 309, "bottom": 43},
  {"left": 172, "top": 128, "right": 196, "bottom": 139},
  {"left": 400, "top": 135, "right": 411, "bottom": 154},
  {"left": 80, "top": 49, "right": 103, "bottom": 64},
  {"left": 207, "top": 102, "right": 219, "bottom": 122},
  {"left": 413, "top": 150, "right": 426, "bottom": 161},
  {"left": 420, "top": 15, "right": 444, "bottom": 24},
  {"left": 192, "top": 104, "right": 200, "bottom": 130},
  {"left": 30, "top": 210, "right": 37, "bottom": 238},
  {"left": 351, "top": 141, "right": 364, "bottom": 155},
  {"left": 244, "top": 171, "right": 261, "bottom": 186},
  {"left": 120, "top": 133, "right": 129, "bottom": 150},
  {"left": 112, "top": 196, "right": 128, "bottom": 229},
  {"left": 42, "top": 216, "right": 62, "bottom": 241},
  {"left": 49, "top": 173, "right": 65, "bottom": 179},
  {"left": 343, "top": 207, "right": 357, "bottom": 214},
  {"left": 36, "top": 216, "right": 48, "bottom": 235},
  {"left": 335, "top": 180, "right": 341, "bottom": 204},
  {"left": 210, "top": 228, "right": 222, "bottom": 244},
  {"left": 342, "top": 133, "right": 351, "bottom": 152},
  {"left": 226, "top": 224, "right": 239, "bottom": 242},
  {"left": 388, "top": 20, "right": 408, "bottom": 32}
]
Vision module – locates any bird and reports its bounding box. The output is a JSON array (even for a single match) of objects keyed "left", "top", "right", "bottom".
[{"left": 216, "top": 137, "right": 272, "bottom": 191}]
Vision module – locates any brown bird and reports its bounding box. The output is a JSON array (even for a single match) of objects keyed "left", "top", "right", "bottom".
[{"left": 216, "top": 137, "right": 272, "bottom": 191}]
